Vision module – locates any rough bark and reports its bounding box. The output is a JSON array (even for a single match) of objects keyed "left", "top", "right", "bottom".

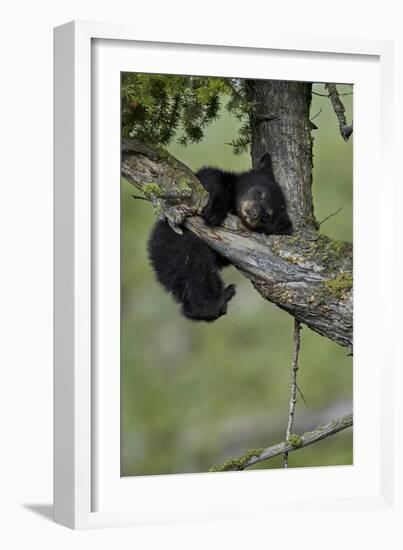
[
  {"left": 121, "top": 141, "right": 353, "bottom": 351},
  {"left": 121, "top": 142, "right": 208, "bottom": 233},
  {"left": 246, "top": 80, "right": 317, "bottom": 229}
]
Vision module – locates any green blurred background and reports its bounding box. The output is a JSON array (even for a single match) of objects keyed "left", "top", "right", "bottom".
[{"left": 121, "top": 82, "right": 353, "bottom": 476}]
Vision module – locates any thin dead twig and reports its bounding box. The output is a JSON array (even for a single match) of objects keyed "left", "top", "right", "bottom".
[
  {"left": 284, "top": 319, "right": 301, "bottom": 468},
  {"left": 318, "top": 206, "right": 343, "bottom": 227}
]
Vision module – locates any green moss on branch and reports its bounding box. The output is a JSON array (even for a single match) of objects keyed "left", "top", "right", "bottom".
[
  {"left": 209, "top": 448, "right": 264, "bottom": 472},
  {"left": 143, "top": 182, "right": 162, "bottom": 198},
  {"left": 288, "top": 434, "right": 303, "bottom": 448},
  {"left": 325, "top": 272, "right": 353, "bottom": 299}
]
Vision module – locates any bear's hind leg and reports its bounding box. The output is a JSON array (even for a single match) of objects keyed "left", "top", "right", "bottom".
[{"left": 181, "top": 266, "right": 236, "bottom": 322}]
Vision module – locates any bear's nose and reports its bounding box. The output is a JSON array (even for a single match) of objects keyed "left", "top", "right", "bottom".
[{"left": 248, "top": 207, "right": 260, "bottom": 220}]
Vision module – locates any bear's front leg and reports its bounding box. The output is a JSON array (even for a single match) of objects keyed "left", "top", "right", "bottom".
[
  {"left": 202, "top": 195, "right": 230, "bottom": 226},
  {"left": 196, "top": 167, "right": 233, "bottom": 227}
]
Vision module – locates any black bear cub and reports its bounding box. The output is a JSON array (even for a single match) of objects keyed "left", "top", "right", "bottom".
[{"left": 148, "top": 153, "right": 292, "bottom": 322}]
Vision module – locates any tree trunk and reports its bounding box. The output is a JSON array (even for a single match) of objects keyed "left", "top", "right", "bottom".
[{"left": 246, "top": 80, "right": 317, "bottom": 230}]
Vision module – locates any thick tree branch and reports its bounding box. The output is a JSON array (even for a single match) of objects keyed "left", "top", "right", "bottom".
[
  {"left": 209, "top": 413, "right": 353, "bottom": 472},
  {"left": 121, "top": 142, "right": 208, "bottom": 233},
  {"left": 122, "top": 142, "right": 353, "bottom": 351}
]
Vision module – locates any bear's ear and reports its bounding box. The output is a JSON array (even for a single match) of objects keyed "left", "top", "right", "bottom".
[{"left": 256, "top": 152, "right": 274, "bottom": 176}]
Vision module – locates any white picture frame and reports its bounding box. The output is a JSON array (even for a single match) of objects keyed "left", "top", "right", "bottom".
[{"left": 54, "top": 20, "right": 400, "bottom": 531}]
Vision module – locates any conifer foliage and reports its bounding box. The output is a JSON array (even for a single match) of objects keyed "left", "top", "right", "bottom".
[{"left": 121, "top": 73, "right": 253, "bottom": 153}]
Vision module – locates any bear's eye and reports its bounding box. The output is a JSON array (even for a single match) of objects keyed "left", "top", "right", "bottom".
[
  {"left": 254, "top": 191, "right": 262, "bottom": 200},
  {"left": 261, "top": 213, "right": 270, "bottom": 223}
]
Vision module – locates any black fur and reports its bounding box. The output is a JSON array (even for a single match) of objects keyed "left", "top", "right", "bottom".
[{"left": 147, "top": 153, "right": 292, "bottom": 322}]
